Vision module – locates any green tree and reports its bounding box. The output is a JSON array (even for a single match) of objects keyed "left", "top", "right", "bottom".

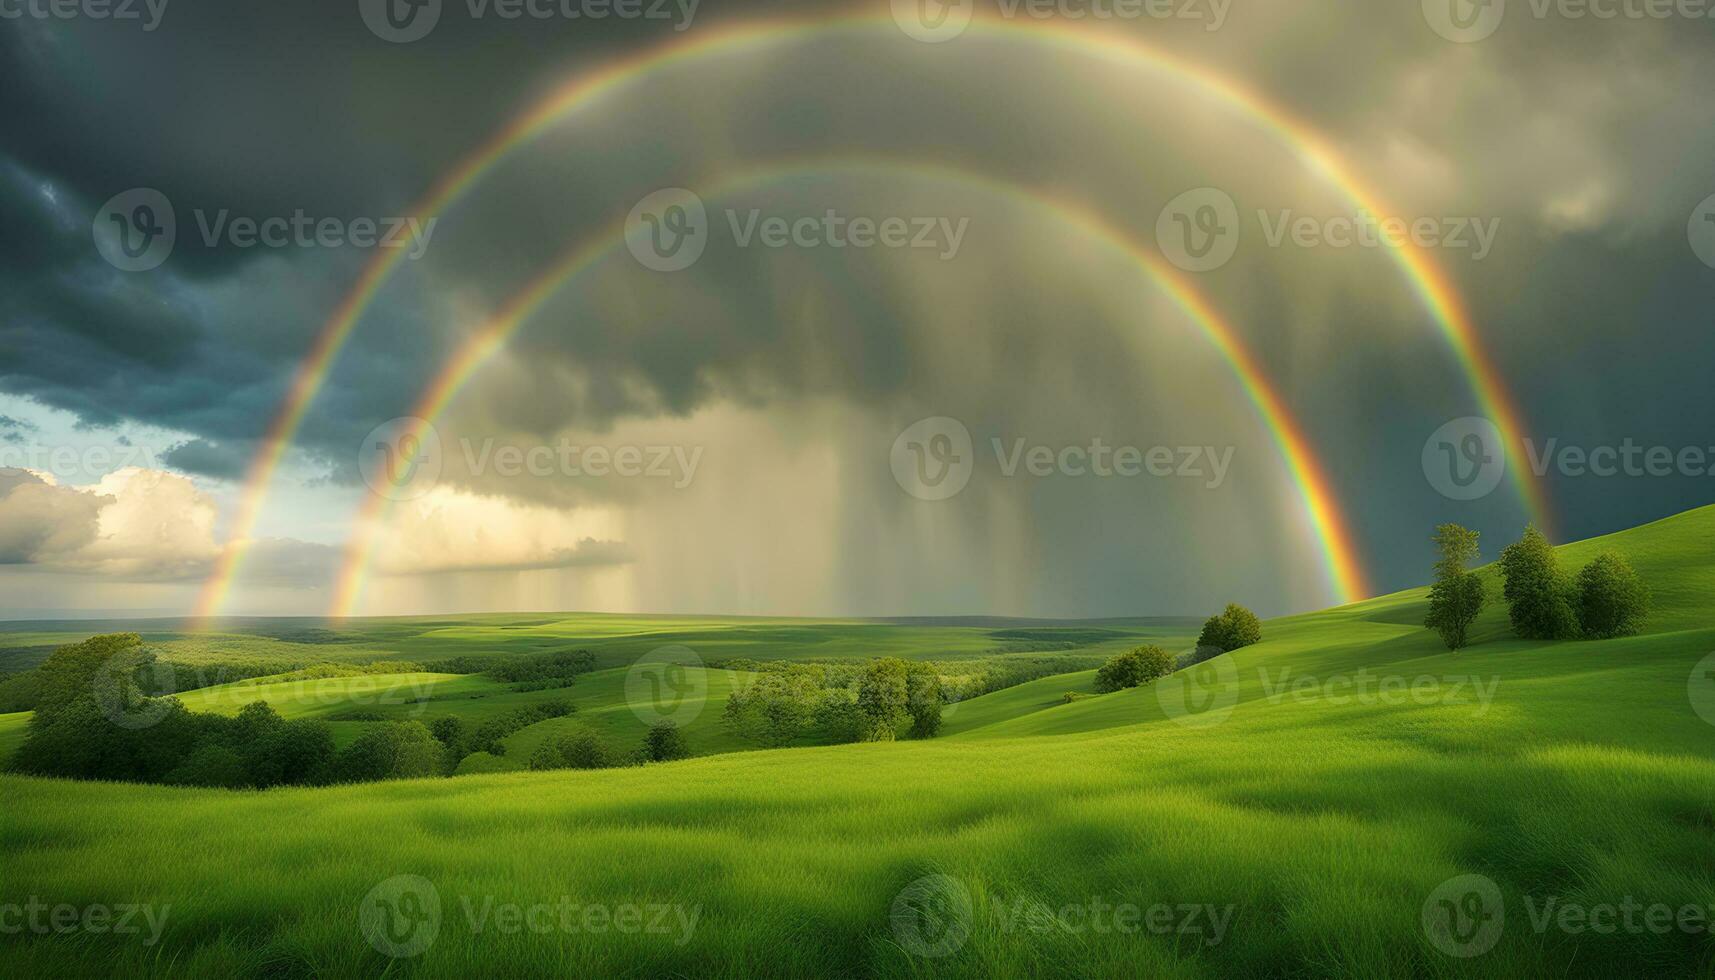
[
  {"left": 332, "top": 722, "right": 441, "bottom": 782},
  {"left": 1425, "top": 523, "right": 1487, "bottom": 650},
  {"left": 1574, "top": 552, "right": 1649, "bottom": 639},
  {"left": 855, "top": 658, "right": 910, "bottom": 741},
  {"left": 641, "top": 722, "right": 690, "bottom": 762},
  {"left": 1094, "top": 645, "right": 1177, "bottom": 693},
  {"left": 1197, "top": 604, "right": 1263, "bottom": 653},
  {"left": 905, "top": 668, "right": 944, "bottom": 739},
  {"left": 1499, "top": 525, "right": 1579, "bottom": 639}
]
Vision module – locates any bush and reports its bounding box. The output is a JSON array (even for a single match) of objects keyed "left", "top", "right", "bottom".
[
  {"left": 1575, "top": 552, "right": 1649, "bottom": 639},
  {"left": 1176, "top": 645, "right": 1226, "bottom": 670},
  {"left": 1094, "top": 645, "right": 1178, "bottom": 693},
  {"left": 1060, "top": 691, "right": 1093, "bottom": 705},
  {"left": 331, "top": 722, "right": 442, "bottom": 783},
  {"left": 1197, "top": 604, "right": 1263, "bottom": 653},
  {"left": 641, "top": 723, "right": 690, "bottom": 762},
  {"left": 1499, "top": 525, "right": 1580, "bottom": 640},
  {"left": 530, "top": 728, "right": 617, "bottom": 770}
]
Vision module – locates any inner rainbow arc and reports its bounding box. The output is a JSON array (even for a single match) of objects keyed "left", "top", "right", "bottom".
[{"left": 328, "top": 160, "right": 1371, "bottom": 618}]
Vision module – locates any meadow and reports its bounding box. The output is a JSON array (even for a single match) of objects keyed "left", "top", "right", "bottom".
[{"left": 1, "top": 508, "right": 1712, "bottom": 976}]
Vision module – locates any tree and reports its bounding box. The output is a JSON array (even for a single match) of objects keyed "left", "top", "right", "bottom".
[
  {"left": 1093, "top": 645, "right": 1177, "bottom": 693},
  {"left": 1575, "top": 552, "right": 1649, "bottom": 639},
  {"left": 905, "top": 668, "right": 944, "bottom": 739},
  {"left": 1499, "top": 525, "right": 1579, "bottom": 640},
  {"left": 332, "top": 722, "right": 441, "bottom": 782},
  {"left": 1425, "top": 523, "right": 1486, "bottom": 650},
  {"left": 723, "top": 672, "right": 817, "bottom": 748},
  {"left": 641, "top": 722, "right": 690, "bottom": 762},
  {"left": 855, "top": 658, "right": 910, "bottom": 741},
  {"left": 1197, "top": 604, "right": 1263, "bottom": 653}
]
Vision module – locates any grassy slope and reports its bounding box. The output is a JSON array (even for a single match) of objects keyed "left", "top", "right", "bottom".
[{"left": 3, "top": 508, "right": 1713, "bottom": 977}]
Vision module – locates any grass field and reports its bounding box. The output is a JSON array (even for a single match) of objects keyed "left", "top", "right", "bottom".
[{"left": 2, "top": 508, "right": 1713, "bottom": 976}]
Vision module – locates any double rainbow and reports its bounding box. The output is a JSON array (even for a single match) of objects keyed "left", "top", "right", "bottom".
[{"left": 194, "top": 14, "right": 1545, "bottom": 620}]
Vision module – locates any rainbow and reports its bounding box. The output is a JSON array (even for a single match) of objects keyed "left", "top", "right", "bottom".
[
  {"left": 327, "top": 160, "right": 1372, "bottom": 618},
  {"left": 196, "top": 14, "right": 1546, "bottom": 619}
]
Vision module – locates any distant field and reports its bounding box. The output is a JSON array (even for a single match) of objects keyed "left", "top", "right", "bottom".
[{"left": 3, "top": 508, "right": 1713, "bottom": 976}]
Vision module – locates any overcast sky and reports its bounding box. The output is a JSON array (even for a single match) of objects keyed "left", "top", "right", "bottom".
[{"left": 2, "top": 1, "right": 1711, "bottom": 619}]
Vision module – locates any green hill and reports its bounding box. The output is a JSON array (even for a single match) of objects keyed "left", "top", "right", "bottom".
[{"left": 3, "top": 508, "right": 1712, "bottom": 977}]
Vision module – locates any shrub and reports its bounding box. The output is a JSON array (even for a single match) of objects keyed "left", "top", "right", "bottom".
[
  {"left": 1060, "top": 692, "right": 1093, "bottom": 705},
  {"left": 1176, "top": 645, "right": 1226, "bottom": 670},
  {"left": 1575, "top": 552, "right": 1650, "bottom": 639},
  {"left": 331, "top": 722, "right": 441, "bottom": 783},
  {"left": 531, "top": 728, "right": 617, "bottom": 770},
  {"left": 1425, "top": 523, "right": 1486, "bottom": 651},
  {"left": 1094, "top": 645, "right": 1177, "bottom": 693},
  {"left": 1198, "top": 604, "right": 1263, "bottom": 653},
  {"left": 1499, "top": 525, "right": 1580, "bottom": 640},
  {"left": 641, "top": 723, "right": 690, "bottom": 762}
]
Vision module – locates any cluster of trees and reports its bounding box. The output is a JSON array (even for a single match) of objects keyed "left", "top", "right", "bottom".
[
  {"left": 428, "top": 700, "right": 575, "bottom": 772},
  {"left": 721, "top": 658, "right": 945, "bottom": 747},
  {"left": 1426, "top": 524, "right": 1650, "bottom": 650},
  {"left": 5, "top": 634, "right": 457, "bottom": 788},
  {"left": 1197, "top": 604, "right": 1263, "bottom": 654},
  {"left": 1093, "top": 645, "right": 1177, "bottom": 693},
  {"left": 527, "top": 720, "right": 692, "bottom": 771}
]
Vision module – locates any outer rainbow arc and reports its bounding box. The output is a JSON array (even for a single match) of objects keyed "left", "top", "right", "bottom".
[
  {"left": 200, "top": 13, "right": 1543, "bottom": 619},
  {"left": 328, "top": 160, "right": 1371, "bottom": 618}
]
